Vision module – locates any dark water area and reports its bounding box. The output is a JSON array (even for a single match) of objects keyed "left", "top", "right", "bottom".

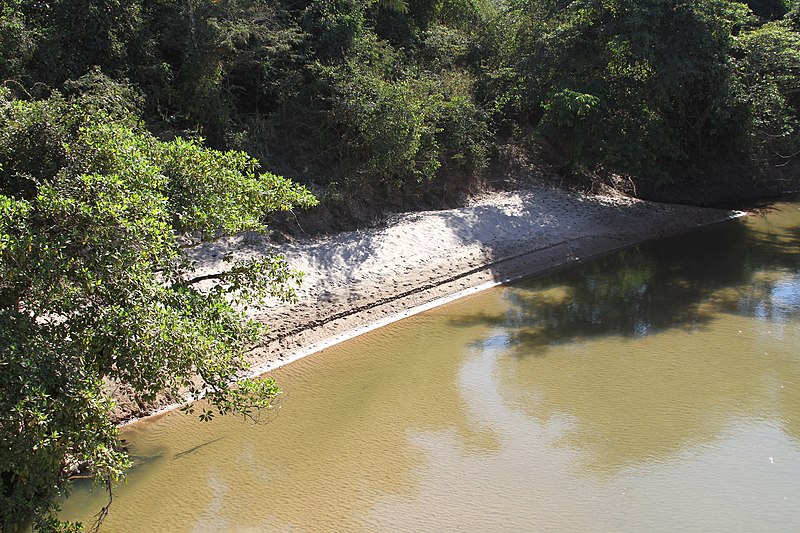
[
  {"left": 61, "top": 200, "right": 800, "bottom": 532},
  {"left": 499, "top": 201, "right": 799, "bottom": 345}
]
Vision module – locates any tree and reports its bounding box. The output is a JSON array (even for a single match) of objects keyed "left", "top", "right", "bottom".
[
  {"left": 516, "top": 0, "right": 753, "bottom": 179},
  {"left": 0, "top": 84, "right": 317, "bottom": 531},
  {"left": 733, "top": 19, "right": 800, "bottom": 164},
  {"left": 506, "top": 0, "right": 800, "bottom": 199},
  {"left": 742, "top": 0, "right": 791, "bottom": 20}
]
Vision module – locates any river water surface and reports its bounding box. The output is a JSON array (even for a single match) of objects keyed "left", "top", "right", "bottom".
[{"left": 61, "top": 201, "right": 800, "bottom": 532}]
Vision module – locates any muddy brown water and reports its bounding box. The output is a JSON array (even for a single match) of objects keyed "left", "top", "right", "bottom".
[{"left": 61, "top": 201, "right": 800, "bottom": 532}]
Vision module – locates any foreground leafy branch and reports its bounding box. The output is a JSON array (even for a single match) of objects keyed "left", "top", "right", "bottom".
[{"left": 0, "top": 87, "right": 317, "bottom": 531}]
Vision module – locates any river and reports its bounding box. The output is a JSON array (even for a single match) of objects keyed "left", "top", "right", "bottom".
[{"left": 61, "top": 200, "right": 800, "bottom": 532}]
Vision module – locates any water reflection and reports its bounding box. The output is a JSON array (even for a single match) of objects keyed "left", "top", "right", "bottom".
[
  {"left": 60, "top": 202, "right": 800, "bottom": 531},
  {"left": 495, "top": 320, "right": 798, "bottom": 472},
  {"left": 470, "top": 202, "right": 800, "bottom": 473},
  {"left": 454, "top": 205, "right": 799, "bottom": 354}
]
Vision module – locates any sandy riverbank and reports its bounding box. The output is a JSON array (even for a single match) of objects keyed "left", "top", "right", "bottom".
[{"left": 112, "top": 184, "right": 737, "bottom": 423}]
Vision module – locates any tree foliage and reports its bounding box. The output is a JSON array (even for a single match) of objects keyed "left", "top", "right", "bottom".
[
  {"left": 318, "top": 35, "right": 488, "bottom": 192},
  {"left": 4, "top": 0, "right": 795, "bottom": 203},
  {"left": 0, "top": 86, "right": 316, "bottom": 530},
  {"left": 505, "top": 0, "right": 800, "bottom": 197}
]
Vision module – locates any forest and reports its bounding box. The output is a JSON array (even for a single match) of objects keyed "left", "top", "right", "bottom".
[{"left": 1, "top": 0, "right": 799, "bottom": 530}]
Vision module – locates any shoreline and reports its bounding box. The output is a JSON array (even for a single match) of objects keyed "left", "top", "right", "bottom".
[{"left": 114, "top": 185, "right": 740, "bottom": 426}]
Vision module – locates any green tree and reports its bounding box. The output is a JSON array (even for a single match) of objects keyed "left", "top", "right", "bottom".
[
  {"left": 507, "top": 0, "right": 800, "bottom": 198},
  {"left": 147, "top": 0, "right": 307, "bottom": 147},
  {"left": 310, "top": 34, "right": 488, "bottom": 195},
  {"left": 1, "top": 0, "right": 144, "bottom": 87},
  {"left": 742, "top": 0, "right": 790, "bottom": 20},
  {"left": 733, "top": 19, "right": 800, "bottom": 164},
  {"left": 0, "top": 1, "right": 39, "bottom": 82},
  {"left": 0, "top": 86, "right": 316, "bottom": 531},
  {"left": 519, "top": 0, "right": 753, "bottom": 178}
]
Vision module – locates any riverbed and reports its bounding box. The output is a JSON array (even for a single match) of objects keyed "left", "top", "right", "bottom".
[{"left": 62, "top": 200, "right": 800, "bottom": 531}]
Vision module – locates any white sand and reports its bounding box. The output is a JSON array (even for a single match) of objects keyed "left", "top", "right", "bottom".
[{"left": 188, "top": 185, "right": 734, "bottom": 375}]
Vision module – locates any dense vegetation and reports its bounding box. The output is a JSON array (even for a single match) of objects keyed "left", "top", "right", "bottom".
[
  {"left": 1, "top": 0, "right": 799, "bottom": 530},
  {"left": 4, "top": 0, "right": 797, "bottom": 206}
]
